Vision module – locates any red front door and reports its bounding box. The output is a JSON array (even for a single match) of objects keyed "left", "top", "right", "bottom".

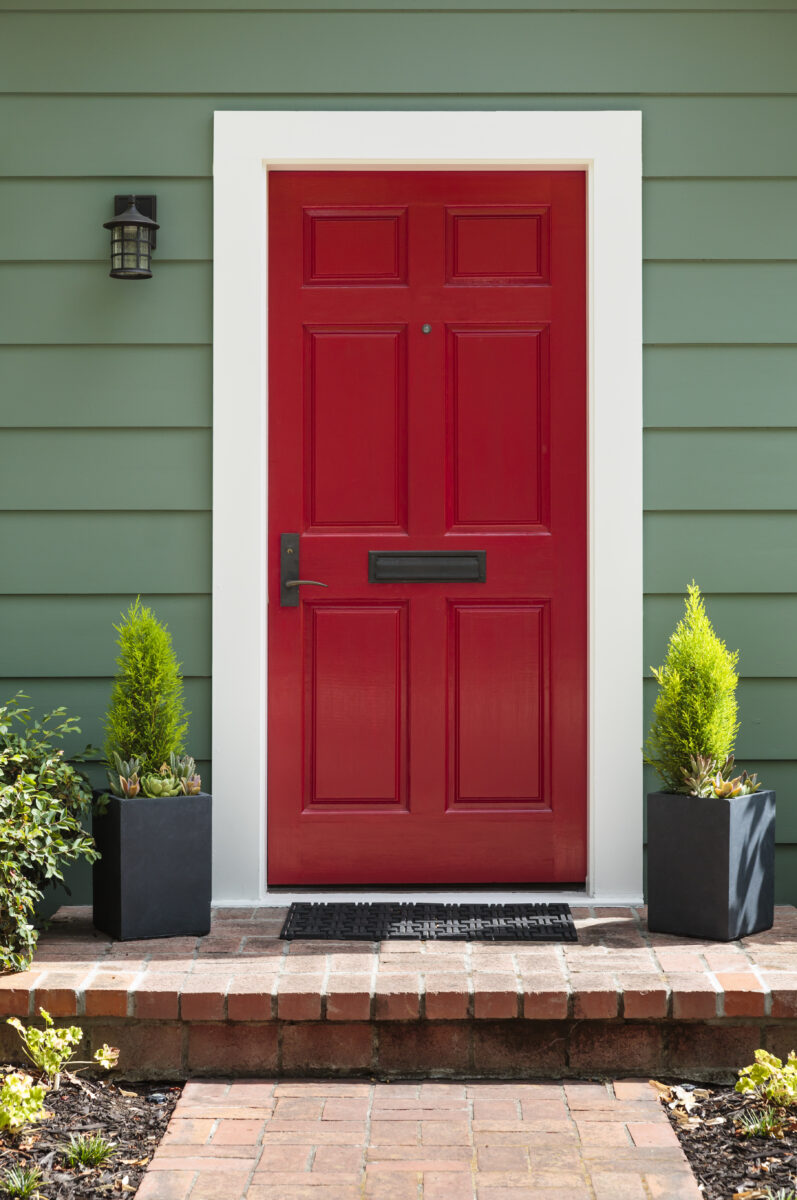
[{"left": 267, "top": 170, "right": 587, "bottom": 885}]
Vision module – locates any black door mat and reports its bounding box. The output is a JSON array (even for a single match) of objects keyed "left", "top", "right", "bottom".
[{"left": 280, "top": 901, "right": 577, "bottom": 942}]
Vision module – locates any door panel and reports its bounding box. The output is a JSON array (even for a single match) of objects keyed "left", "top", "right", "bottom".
[{"left": 268, "top": 170, "right": 587, "bottom": 885}]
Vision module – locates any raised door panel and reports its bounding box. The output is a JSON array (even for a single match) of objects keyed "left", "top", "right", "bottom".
[
  {"left": 447, "top": 327, "right": 548, "bottom": 529},
  {"left": 446, "top": 207, "right": 550, "bottom": 285},
  {"left": 305, "top": 603, "right": 408, "bottom": 809},
  {"left": 448, "top": 602, "right": 549, "bottom": 810},
  {"left": 306, "top": 327, "right": 407, "bottom": 529},
  {"left": 304, "top": 208, "right": 408, "bottom": 286}
]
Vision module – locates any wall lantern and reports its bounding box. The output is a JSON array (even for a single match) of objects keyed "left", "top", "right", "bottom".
[{"left": 103, "top": 195, "right": 159, "bottom": 279}]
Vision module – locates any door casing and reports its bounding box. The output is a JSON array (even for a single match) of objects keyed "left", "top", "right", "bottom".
[{"left": 212, "top": 109, "right": 644, "bottom": 905}]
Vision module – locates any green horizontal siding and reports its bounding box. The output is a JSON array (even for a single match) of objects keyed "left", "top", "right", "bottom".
[
  {"left": 4, "top": 97, "right": 797, "bottom": 179},
  {"left": 0, "top": 180, "right": 211, "bottom": 263},
  {"left": 645, "top": 515, "right": 797, "bottom": 594},
  {"left": 0, "top": 596, "right": 211, "bottom": 677},
  {"left": 645, "top": 596, "right": 797, "bottom": 679},
  {"left": 644, "top": 678, "right": 797, "bottom": 761},
  {"left": 0, "top": 430, "right": 211, "bottom": 509},
  {"left": 2, "top": 678, "right": 210, "bottom": 759},
  {"left": 0, "top": 264, "right": 210, "bottom": 345},
  {"left": 3, "top": 2, "right": 797, "bottom": 906},
  {"left": 4, "top": 262, "right": 797, "bottom": 347},
  {"left": 645, "top": 431, "right": 797, "bottom": 510},
  {"left": 3, "top": 0, "right": 795, "bottom": 11},
  {"left": 0, "top": 514, "right": 211, "bottom": 593},
  {"left": 5, "top": 13, "right": 797, "bottom": 95},
  {"left": 644, "top": 348, "right": 797, "bottom": 429},
  {"left": 644, "top": 765, "right": 797, "bottom": 842},
  {"left": 4, "top": 179, "right": 797, "bottom": 264},
  {"left": 0, "top": 347, "right": 211, "bottom": 428}
]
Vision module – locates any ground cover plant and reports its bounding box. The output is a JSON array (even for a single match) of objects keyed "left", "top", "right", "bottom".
[
  {"left": 0, "top": 1012, "right": 179, "bottom": 1198},
  {"left": 0, "top": 696, "right": 98, "bottom": 972},
  {"left": 656, "top": 1054, "right": 797, "bottom": 1198}
]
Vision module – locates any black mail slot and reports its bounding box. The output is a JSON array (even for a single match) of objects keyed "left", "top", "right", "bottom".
[{"left": 368, "top": 551, "right": 486, "bottom": 583}]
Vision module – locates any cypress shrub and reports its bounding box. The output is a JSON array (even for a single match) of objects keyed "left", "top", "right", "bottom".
[
  {"left": 645, "top": 582, "right": 739, "bottom": 793},
  {"left": 104, "top": 599, "right": 189, "bottom": 775}
]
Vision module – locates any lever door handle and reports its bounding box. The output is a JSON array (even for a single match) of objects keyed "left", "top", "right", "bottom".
[{"left": 281, "top": 533, "right": 328, "bottom": 606}]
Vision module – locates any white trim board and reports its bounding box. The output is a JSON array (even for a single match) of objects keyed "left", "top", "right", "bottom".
[{"left": 212, "top": 110, "right": 644, "bottom": 906}]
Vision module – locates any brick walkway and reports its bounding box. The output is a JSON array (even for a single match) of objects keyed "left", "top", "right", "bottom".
[{"left": 137, "top": 1078, "right": 700, "bottom": 1199}]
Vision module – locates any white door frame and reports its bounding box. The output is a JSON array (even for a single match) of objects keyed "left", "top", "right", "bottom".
[{"left": 212, "top": 110, "right": 643, "bottom": 905}]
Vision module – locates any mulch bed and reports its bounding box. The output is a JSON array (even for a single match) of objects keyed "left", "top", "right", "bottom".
[
  {"left": 0, "top": 1068, "right": 180, "bottom": 1198},
  {"left": 659, "top": 1080, "right": 797, "bottom": 1199}
]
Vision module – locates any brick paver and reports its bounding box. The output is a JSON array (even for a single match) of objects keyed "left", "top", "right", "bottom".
[{"left": 137, "top": 1078, "right": 700, "bottom": 1199}]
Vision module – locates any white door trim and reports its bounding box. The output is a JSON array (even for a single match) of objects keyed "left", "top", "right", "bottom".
[{"left": 212, "top": 109, "right": 643, "bottom": 905}]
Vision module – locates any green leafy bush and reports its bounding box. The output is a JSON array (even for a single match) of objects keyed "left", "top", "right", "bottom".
[
  {"left": 0, "top": 696, "right": 98, "bottom": 972},
  {"left": 103, "top": 598, "right": 189, "bottom": 776},
  {"left": 0, "top": 1073, "right": 46, "bottom": 1133},
  {"left": 736, "top": 1049, "right": 797, "bottom": 1107},
  {"left": 7, "top": 1009, "right": 118, "bottom": 1087},
  {"left": 644, "top": 582, "right": 740, "bottom": 793}
]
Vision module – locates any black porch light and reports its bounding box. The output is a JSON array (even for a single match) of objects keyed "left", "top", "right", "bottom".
[{"left": 103, "top": 194, "right": 159, "bottom": 279}]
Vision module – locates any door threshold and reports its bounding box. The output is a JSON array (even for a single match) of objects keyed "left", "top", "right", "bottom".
[{"left": 215, "top": 887, "right": 643, "bottom": 908}]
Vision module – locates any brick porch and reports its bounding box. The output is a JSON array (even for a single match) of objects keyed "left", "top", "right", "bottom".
[{"left": 2, "top": 905, "right": 797, "bottom": 1081}]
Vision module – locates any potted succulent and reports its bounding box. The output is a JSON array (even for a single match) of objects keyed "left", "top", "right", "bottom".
[
  {"left": 92, "top": 599, "right": 211, "bottom": 941},
  {"left": 645, "top": 583, "right": 775, "bottom": 942}
]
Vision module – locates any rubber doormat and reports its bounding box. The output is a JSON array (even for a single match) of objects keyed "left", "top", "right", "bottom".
[{"left": 280, "top": 902, "right": 577, "bottom": 942}]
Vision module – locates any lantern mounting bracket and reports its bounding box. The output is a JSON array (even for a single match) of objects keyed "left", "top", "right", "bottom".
[{"left": 114, "top": 194, "right": 157, "bottom": 248}]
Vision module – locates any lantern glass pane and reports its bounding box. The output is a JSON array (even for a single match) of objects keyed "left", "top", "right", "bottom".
[{"left": 123, "top": 224, "right": 138, "bottom": 236}]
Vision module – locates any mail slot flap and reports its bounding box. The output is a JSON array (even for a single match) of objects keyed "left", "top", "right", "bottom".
[{"left": 368, "top": 551, "right": 486, "bottom": 583}]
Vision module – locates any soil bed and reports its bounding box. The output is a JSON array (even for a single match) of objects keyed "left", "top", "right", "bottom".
[
  {"left": 0, "top": 1068, "right": 180, "bottom": 1198},
  {"left": 661, "top": 1081, "right": 797, "bottom": 1199}
]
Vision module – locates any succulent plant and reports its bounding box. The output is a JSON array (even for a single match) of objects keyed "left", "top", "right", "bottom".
[
  {"left": 170, "top": 752, "right": 202, "bottom": 796},
  {"left": 106, "top": 752, "right": 141, "bottom": 798},
  {"left": 140, "top": 763, "right": 181, "bottom": 798},
  {"left": 682, "top": 753, "right": 763, "bottom": 799}
]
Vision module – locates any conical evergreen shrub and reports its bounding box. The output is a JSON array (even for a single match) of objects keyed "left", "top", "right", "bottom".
[
  {"left": 645, "top": 582, "right": 739, "bottom": 793},
  {"left": 104, "top": 598, "right": 189, "bottom": 775}
]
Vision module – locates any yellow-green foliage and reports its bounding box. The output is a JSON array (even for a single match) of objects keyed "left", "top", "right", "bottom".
[
  {"left": 103, "top": 598, "right": 188, "bottom": 776},
  {"left": 0, "top": 1073, "right": 46, "bottom": 1133},
  {"left": 736, "top": 1049, "right": 797, "bottom": 1107},
  {"left": 645, "top": 582, "right": 739, "bottom": 793}
]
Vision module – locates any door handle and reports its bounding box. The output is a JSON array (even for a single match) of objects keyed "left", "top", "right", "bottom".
[{"left": 280, "top": 533, "right": 328, "bottom": 606}]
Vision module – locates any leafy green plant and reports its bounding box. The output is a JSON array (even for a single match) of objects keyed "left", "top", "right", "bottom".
[
  {"left": 645, "top": 582, "right": 740, "bottom": 793},
  {"left": 0, "top": 1073, "right": 46, "bottom": 1133},
  {"left": 1, "top": 1164, "right": 44, "bottom": 1197},
  {"left": 7, "top": 1009, "right": 119, "bottom": 1088},
  {"left": 736, "top": 1050, "right": 797, "bottom": 1107},
  {"left": 0, "top": 695, "right": 98, "bottom": 972},
  {"left": 682, "top": 753, "right": 763, "bottom": 799},
  {"left": 61, "top": 1132, "right": 116, "bottom": 1168},
  {"left": 735, "top": 1105, "right": 784, "bottom": 1138},
  {"left": 104, "top": 598, "right": 189, "bottom": 777}
]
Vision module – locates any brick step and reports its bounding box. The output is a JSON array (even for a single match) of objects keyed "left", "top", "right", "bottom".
[{"left": 2, "top": 905, "right": 795, "bottom": 1082}]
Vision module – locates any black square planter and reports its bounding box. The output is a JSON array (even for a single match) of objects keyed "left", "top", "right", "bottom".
[
  {"left": 92, "top": 793, "right": 212, "bottom": 941},
  {"left": 647, "top": 790, "right": 776, "bottom": 942}
]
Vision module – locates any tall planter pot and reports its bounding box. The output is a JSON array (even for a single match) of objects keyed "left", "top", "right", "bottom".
[
  {"left": 647, "top": 790, "right": 776, "bottom": 942},
  {"left": 92, "top": 793, "right": 211, "bottom": 941}
]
